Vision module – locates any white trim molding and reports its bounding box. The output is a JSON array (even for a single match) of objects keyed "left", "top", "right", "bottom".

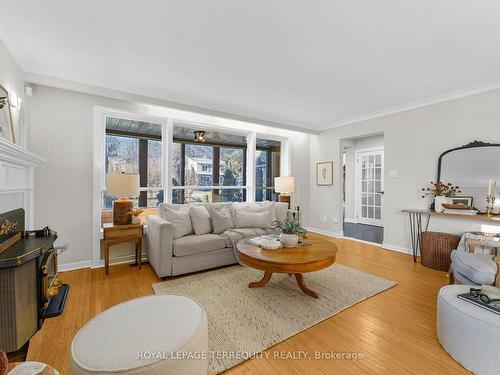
[
  {"left": 321, "top": 79, "right": 500, "bottom": 131},
  {"left": 0, "top": 138, "right": 45, "bottom": 167},
  {"left": 306, "top": 227, "right": 343, "bottom": 238},
  {"left": 0, "top": 138, "right": 44, "bottom": 229},
  {"left": 381, "top": 242, "right": 413, "bottom": 255},
  {"left": 25, "top": 72, "right": 317, "bottom": 135},
  {"left": 58, "top": 260, "right": 92, "bottom": 272}
]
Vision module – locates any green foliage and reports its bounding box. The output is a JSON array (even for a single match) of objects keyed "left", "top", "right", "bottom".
[
  {"left": 273, "top": 218, "right": 306, "bottom": 235},
  {"left": 0, "top": 97, "right": 6, "bottom": 110}
]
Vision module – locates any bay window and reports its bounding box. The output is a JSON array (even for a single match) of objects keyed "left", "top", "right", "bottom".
[{"left": 102, "top": 118, "right": 285, "bottom": 208}]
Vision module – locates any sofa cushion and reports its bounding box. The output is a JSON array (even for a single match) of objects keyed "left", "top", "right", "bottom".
[
  {"left": 234, "top": 211, "right": 270, "bottom": 229},
  {"left": 189, "top": 206, "right": 212, "bottom": 235},
  {"left": 173, "top": 234, "right": 227, "bottom": 257},
  {"left": 160, "top": 206, "right": 193, "bottom": 239},
  {"left": 450, "top": 250, "right": 497, "bottom": 285},
  {"left": 209, "top": 207, "right": 234, "bottom": 234}
]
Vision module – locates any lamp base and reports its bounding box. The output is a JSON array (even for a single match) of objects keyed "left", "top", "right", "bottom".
[
  {"left": 278, "top": 194, "right": 291, "bottom": 209},
  {"left": 113, "top": 199, "right": 133, "bottom": 225}
]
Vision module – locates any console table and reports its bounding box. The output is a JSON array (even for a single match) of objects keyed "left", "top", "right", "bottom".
[{"left": 402, "top": 209, "right": 500, "bottom": 262}]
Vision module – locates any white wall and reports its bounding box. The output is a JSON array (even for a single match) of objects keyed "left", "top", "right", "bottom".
[
  {"left": 343, "top": 134, "right": 384, "bottom": 222},
  {"left": 28, "top": 85, "right": 310, "bottom": 268},
  {"left": 0, "top": 38, "right": 27, "bottom": 146},
  {"left": 309, "top": 88, "right": 500, "bottom": 251}
]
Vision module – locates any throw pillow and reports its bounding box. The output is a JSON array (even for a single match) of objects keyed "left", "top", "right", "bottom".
[
  {"left": 161, "top": 206, "right": 193, "bottom": 239},
  {"left": 274, "top": 202, "right": 289, "bottom": 222},
  {"left": 233, "top": 203, "right": 276, "bottom": 227},
  {"left": 189, "top": 205, "right": 212, "bottom": 235},
  {"left": 234, "top": 210, "right": 270, "bottom": 229},
  {"left": 209, "top": 207, "right": 234, "bottom": 234}
]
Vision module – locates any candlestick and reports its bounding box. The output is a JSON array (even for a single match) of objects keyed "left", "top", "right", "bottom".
[{"left": 486, "top": 195, "right": 496, "bottom": 216}]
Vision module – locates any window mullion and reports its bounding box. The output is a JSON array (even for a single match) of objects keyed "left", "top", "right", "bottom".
[
  {"left": 246, "top": 132, "right": 256, "bottom": 203},
  {"left": 138, "top": 138, "right": 148, "bottom": 207},
  {"left": 213, "top": 146, "right": 220, "bottom": 202}
]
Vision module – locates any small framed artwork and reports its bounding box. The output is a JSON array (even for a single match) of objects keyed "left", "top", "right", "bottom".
[
  {"left": 451, "top": 196, "right": 473, "bottom": 206},
  {"left": 0, "top": 84, "right": 15, "bottom": 144},
  {"left": 316, "top": 161, "right": 333, "bottom": 186}
]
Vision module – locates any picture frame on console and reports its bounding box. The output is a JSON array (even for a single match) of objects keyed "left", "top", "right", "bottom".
[{"left": 451, "top": 196, "right": 473, "bottom": 206}]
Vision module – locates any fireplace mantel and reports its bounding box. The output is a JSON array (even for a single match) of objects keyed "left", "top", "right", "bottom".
[{"left": 0, "top": 137, "right": 44, "bottom": 229}]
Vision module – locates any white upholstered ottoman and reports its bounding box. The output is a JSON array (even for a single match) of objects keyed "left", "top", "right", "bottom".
[
  {"left": 70, "top": 295, "right": 208, "bottom": 375},
  {"left": 437, "top": 285, "right": 500, "bottom": 375}
]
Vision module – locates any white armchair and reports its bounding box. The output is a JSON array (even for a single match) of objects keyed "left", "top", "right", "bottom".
[{"left": 449, "top": 232, "right": 500, "bottom": 287}]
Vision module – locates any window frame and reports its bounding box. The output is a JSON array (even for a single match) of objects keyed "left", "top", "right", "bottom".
[
  {"left": 171, "top": 140, "right": 248, "bottom": 204},
  {"left": 105, "top": 127, "right": 163, "bottom": 209}
]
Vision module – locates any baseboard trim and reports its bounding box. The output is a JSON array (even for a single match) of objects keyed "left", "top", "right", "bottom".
[
  {"left": 381, "top": 242, "right": 413, "bottom": 255},
  {"left": 307, "top": 228, "right": 413, "bottom": 256},
  {"left": 91, "top": 253, "right": 148, "bottom": 269},
  {"left": 58, "top": 260, "right": 92, "bottom": 272},
  {"left": 60, "top": 253, "right": 148, "bottom": 272},
  {"left": 307, "top": 227, "right": 343, "bottom": 238}
]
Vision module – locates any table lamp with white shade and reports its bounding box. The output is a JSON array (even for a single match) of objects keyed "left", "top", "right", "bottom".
[
  {"left": 275, "top": 176, "right": 295, "bottom": 208},
  {"left": 106, "top": 172, "right": 140, "bottom": 225}
]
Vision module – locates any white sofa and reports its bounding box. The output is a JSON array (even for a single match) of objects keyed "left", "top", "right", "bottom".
[{"left": 147, "top": 202, "right": 290, "bottom": 277}]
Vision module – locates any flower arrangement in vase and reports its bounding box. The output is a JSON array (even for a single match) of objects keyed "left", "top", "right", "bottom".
[{"left": 421, "top": 182, "right": 461, "bottom": 212}]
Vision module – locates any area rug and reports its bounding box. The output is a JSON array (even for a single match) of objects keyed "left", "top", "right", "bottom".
[{"left": 152, "top": 264, "right": 395, "bottom": 374}]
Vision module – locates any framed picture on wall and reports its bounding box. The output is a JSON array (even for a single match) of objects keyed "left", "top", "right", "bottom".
[
  {"left": 316, "top": 161, "right": 333, "bottom": 186},
  {"left": 0, "top": 84, "right": 15, "bottom": 143}
]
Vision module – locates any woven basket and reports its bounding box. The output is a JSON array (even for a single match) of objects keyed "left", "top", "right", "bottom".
[{"left": 421, "top": 231, "right": 460, "bottom": 271}]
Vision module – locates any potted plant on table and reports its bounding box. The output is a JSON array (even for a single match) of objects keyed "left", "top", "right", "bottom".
[
  {"left": 421, "top": 182, "right": 461, "bottom": 212},
  {"left": 273, "top": 218, "right": 306, "bottom": 248}
]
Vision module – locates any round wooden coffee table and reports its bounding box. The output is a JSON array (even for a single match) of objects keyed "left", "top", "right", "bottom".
[{"left": 236, "top": 237, "right": 338, "bottom": 298}]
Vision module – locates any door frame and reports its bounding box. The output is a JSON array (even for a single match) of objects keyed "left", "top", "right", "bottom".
[{"left": 354, "top": 147, "right": 384, "bottom": 227}]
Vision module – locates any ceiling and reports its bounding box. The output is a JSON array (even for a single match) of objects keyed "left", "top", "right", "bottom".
[{"left": 2, "top": 1, "right": 500, "bottom": 132}]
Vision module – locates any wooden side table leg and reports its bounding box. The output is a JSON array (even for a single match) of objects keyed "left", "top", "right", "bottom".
[
  {"left": 136, "top": 238, "right": 142, "bottom": 269},
  {"left": 248, "top": 271, "right": 272, "bottom": 288},
  {"left": 294, "top": 273, "right": 319, "bottom": 298},
  {"left": 104, "top": 241, "right": 109, "bottom": 275}
]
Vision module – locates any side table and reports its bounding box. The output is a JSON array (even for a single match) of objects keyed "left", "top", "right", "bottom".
[{"left": 102, "top": 223, "right": 144, "bottom": 275}]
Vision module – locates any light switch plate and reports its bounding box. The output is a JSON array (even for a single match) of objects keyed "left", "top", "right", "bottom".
[{"left": 389, "top": 169, "right": 398, "bottom": 178}]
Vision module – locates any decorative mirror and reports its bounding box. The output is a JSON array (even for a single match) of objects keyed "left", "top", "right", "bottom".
[
  {"left": 0, "top": 84, "right": 15, "bottom": 143},
  {"left": 437, "top": 141, "right": 500, "bottom": 211}
]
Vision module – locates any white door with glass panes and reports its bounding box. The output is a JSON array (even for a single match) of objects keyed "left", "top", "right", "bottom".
[{"left": 356, "top": 149, "right": 384, "bottom": 227}]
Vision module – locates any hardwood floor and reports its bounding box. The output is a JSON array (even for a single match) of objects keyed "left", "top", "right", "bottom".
[{"left": 27, "top": 234, "right": 469, "bottom": 374}]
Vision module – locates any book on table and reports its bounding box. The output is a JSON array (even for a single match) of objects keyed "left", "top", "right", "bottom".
[
  {"left": 458, "top": 293, "right": 500, "bottom": 315},
  {"left": 443, "top": 209, "right": 477, "bottom": 215}
]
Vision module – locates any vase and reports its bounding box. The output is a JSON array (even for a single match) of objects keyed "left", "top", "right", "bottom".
[
  {"left": 434, "top": 196, "right": 452, "bottom": 212},
  {"left": 280, "top": 233, "right": 299, "bottom": 248}
]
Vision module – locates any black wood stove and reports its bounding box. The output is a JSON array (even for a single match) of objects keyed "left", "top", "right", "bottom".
[{"left": 0, "top": 208, "right": 70, "bottom": 354}]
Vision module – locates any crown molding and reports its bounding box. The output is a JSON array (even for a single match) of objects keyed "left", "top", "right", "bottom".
[
  {"left": 0, "top": 137, "right": 45, "bottom": 166},
  {"left": 319, "top": 79, "right": 500, "bottom": 132},
  {"left": 24, "top": 72, "right": 318, "bottom": 135}
]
